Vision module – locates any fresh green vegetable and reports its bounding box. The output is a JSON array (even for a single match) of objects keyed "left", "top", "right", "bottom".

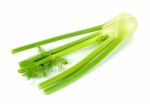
[
  {"left": 42, "top": 13, "right": 137, "bottom": 94},
  {"left": 39, "top": 34, "right": 111, "bottom": 89},
  {"left": 43, "top": 39, "right": 119, "bottom": 94},
  {"left": 18, "top": 32, "right": 105, "bottom": 78},
  {"left": 12, "top": 13, "right": 137, "bottom": 94},
  {"left": 12, "top": 25, "right": 103, "bottom": 54},
  {"left": 18, "top": 31, "right": 100, "bottom": 67}
]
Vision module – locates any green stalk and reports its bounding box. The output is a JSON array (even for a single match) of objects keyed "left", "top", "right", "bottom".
[
  {"left": 12, "top": 25, "right": 103, "bottom": 54},
  {"left": 42, "top": 13, "right": 138, "bottom": 94},
  {"left": 39, "top": 35, "right": 114, "bottom": 89},
  {"left": 18, "top": 34, "right": 105, "bottom": 77},
  {"left": 51, "top": 36, "right": 99, "bottom": 58},
  {"left": 19, "top": 32, "right": 101, "bottom": 67},
  {"left": 12, "top": 12, "right": 137, "bottom": 93},
  {"left": 48, "top": 32, "right": 101, "bottom": 54},
  {"left": 43, "top": 37, "right": 123, "bottom": 94},
  {"left": 36, "top": 35, "right": 105, "bottom": 65}
]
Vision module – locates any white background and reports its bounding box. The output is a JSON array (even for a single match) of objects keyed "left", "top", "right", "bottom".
[{"left": 0, "top": 0, "right": 150, "bottom": 104}]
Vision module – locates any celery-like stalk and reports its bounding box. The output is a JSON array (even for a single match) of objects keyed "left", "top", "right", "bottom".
[
  {"left": 12, "top": 25, "right": 103, "bottom": 54},
  {"left": 12, "top": 12, "right": 137, "bottom": 94},
  {"left": 40, "top": 13, "right": 137, "bottom": 94},
  {"left": 19, "top": 32, "right": 100, "bottom": 67},
  {"left": 39, "top": 35, "right": 113, "bottom": 89},
  {"left": 43, "top": 39, "right": 120, "bottom": 94},
  {"left": 18, "top": 32, "right": 104, "bottom": 78}
]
